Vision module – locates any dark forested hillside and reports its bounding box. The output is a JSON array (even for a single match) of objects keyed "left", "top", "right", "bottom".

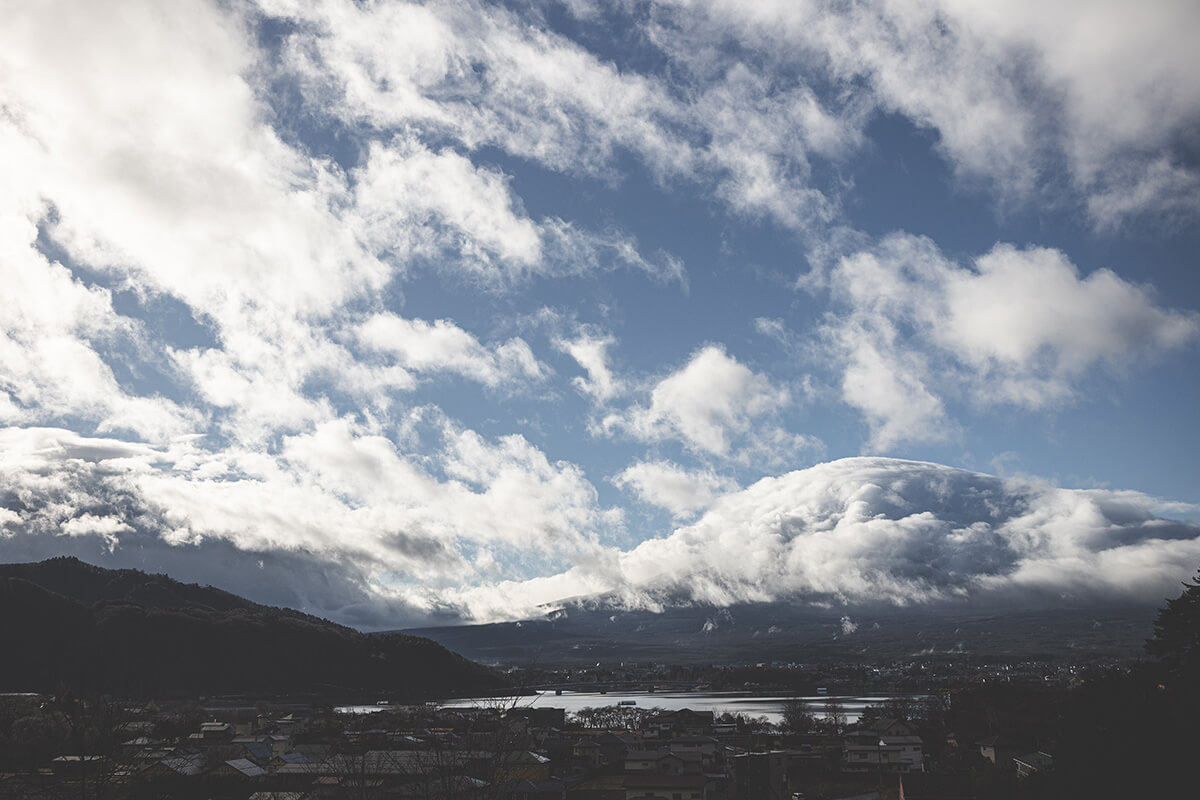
[
  {"left": 0, "top": 556, "right": 267, "bottom": 614},
  {"left": 0, "top": 557, "right": 503, "bottom": 698}
]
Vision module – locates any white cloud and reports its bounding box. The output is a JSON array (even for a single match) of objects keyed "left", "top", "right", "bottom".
[
  {"left": 934, "top": 0, "right": 1200, "bottom": 200},
  {"left": 0, "top": 0, "right": 386, "bottom": 321},
  {"left": 60, "top": 514, "right": 133, "bottom": 552},
  {"left": 1085, "top": 157, "right": 1200, "bottom": 231},
  {"left": 644, "top": 0, "right": 1200, "bottom": 224},
  {"left": 612, "top": 460, "right": 738, "bottom": 519},
  {"left": 0, "top": 422, "right": 620, "bottom": 621},
  {"left": 269, "top": 0, "right": 693, "bottom": 178},
  {"left": 264, "top": 0, "right": 863, "bottom": 235},
  {"left": 0, "top": 192, "right": 200, "bottom": 442},
  {"left": 356, "top": 314, "right": 544, "bottom": 389},
  {"left": 938, "top": 245, "right": 1196, "bottom": 396},
  {"left": 0, "top": 0, "right": 385, "bottom": 446},
  {"left": 6, "top": 431, "right": 1199, "bottom": 626},
  {"left": 459, "top": 457, "right": 1200, "bottom": 619},
  {"left": 0, "top": 0, "right": 687, "bottom": 628},
  {"left": 834, "top": 322, "right": 951, "bottom": 450},
  {"left": 602, "top": 345, "right": 804, "bottom": 461},
  {"left": 353, "top": 137, "right": 544, "bottom": 276},
  {"left": 353, "top": 137, "right": 683, "bottom": 286},
  {"left": 555, "top": 332, "right": 624, "bottom": 402},
  {"left": 825, "top": 234, "right": 1198, "bottom": 446},
  {"left": 0, "top": 0, "right": 686, "bottom": 449}
]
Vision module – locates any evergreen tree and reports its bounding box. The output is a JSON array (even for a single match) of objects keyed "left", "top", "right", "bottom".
[{"left": 1145, "top": 568, "right": 1200, "bottom": 682}]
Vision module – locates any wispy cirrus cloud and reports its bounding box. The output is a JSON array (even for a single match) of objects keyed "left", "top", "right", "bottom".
[
  {"left": 640, "top": 0, "right": 1200, "bottom": 226},
  {"left": 264, "top": 0, "right": 856, "bottom": 235},
  {"left": 355, "top": 314, "right": 546, "bottom": 389}
]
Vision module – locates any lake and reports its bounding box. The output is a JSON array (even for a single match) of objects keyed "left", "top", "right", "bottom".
[{"left": 339, "top": 690, "right": 911, "bottom": 725}]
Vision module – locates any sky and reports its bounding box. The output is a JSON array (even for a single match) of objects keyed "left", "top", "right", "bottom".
[{"left": 1, "top": 0, "right": 1199, "bottom": 629}]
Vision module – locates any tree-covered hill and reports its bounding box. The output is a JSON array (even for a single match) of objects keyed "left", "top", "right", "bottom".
[{"left": 0, "top": 557, "right": 503, "bottom": 699}]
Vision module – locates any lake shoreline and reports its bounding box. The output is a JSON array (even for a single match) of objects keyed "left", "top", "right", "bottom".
[{"left": 338, "top": 689, "right": 928, "bottom": 725}]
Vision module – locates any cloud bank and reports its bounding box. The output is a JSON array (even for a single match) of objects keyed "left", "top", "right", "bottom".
[
  {"left": 7, "top": 434, "right": 1196, "bottom": 625},
  {"left": 453, "top": 457, "right": 1200, "bottom": 621},
  {"left": 0, "top": 1, "right": 1197, "bottom": 630}
]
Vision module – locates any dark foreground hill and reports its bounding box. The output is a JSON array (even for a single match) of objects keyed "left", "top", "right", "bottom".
[{"left": 0, "top": 557, "right": 503, "bottom": 698}]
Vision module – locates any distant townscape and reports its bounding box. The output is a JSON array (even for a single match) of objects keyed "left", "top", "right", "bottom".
[
  {"left": 1, "top": 558, "right": 1198, "bottom": 798},
  {"left": 0, "top": 689, "right": 1053, "bottom": 800}
]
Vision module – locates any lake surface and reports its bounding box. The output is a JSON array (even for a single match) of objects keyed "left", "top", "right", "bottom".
[{"left": 339, "top": 690, "right": 910, "bottom": 725}]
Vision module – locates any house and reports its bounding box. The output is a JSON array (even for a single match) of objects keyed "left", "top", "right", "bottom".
[
  {"left": 500, "top": 751, "right": 553, "bottom": 782},
  {"left": 1013, "top": 751, "right": 1053, "bottom": 779},
  {"left": 671, "top": 752, "right": 704, "bottom": 775},
  {"left": 274, "top": 712, "right": 309, "bottom": 736},
  {"left": 312, "top": 775, "right": 384, "bottom": 799},
  {"left": 596, "top": 731, "right": 639, "bottom": 766},
  {"left": 237, "top": 739, "right": 274, "bottom": 763},
  {"left": 643, "top": 710, "right": 714, "bottom": 739},
  {"left": 624, "top": 751, "right": 685, "bottom": 774},
  {"left": 119, "top": 720, "right": 155, "bottom": 736},
  {"left": 573, "top": 739, "right": 604, "bottom": 770},
  {"left": 975, "top": 735, "right": 1026, "bottom": 769},
  {"left": 278, "top": 751, "right": 311, "bottom": 766},
  {"left": 842, "top": 719, "right": 924, "bottom": 773},
  {"left": 514, "top": 707, "right": 568, "bottom": 729},
  {"left": 120, "top": 736, "right": 162, "bottom": 758},
  {"left": 212, "top": 757, "right": 268, "bottom": 779},
  {"left": 143, "top": 753, "right": 205, "bottom": 778},
  {"left": 275, "top": 761, "right": 322, "bottom": 790},
  {"left": 728, "top": 751, "right": 789, "bottom": 800},
  {"left": 294, "top": 744, "right": 332, "bottom": 763},
  {"left": 663, "top": 737, "right": 720, "bottom": 770},
  {"left": 201, "top": 721, "right": 234, "bottom": 741},
  {"left": 132, "top": 746, "right": 177, "bottom": 765},
  {"left": 268, "top": 733, "right": 294, "bottom": 756}
]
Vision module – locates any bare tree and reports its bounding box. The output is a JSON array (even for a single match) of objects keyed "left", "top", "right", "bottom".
[
  {"left": 781, "top": 699, "right": 815, "bottom": 734},
  {"left": 571, "top": 704, "right": 661, "bottom": 730},
  {"left": 880, "top": 694, "right": 919, "bottom": 722},
  {"left": 823, "top": 697, "right": 847, "bottom": 736}
]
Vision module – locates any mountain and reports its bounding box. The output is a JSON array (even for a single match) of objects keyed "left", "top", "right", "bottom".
[
  {"left": 0, "top": 557, "right": 503, "bottom": 698},
  {"left": 405, "top": 597, "right": 1160, "bottom": 666}
]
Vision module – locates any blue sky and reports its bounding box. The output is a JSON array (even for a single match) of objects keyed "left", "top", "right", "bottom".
[{"left": 1, "top": 0, "right": 1199, "bottom": 628}]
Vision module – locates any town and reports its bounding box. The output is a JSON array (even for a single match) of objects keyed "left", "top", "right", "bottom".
[{"left": 0, "top": 656, "right": 1088, "bottom": 800}]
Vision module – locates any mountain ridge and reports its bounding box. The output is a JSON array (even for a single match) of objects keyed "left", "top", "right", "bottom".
[
  {"left": 0, "top": 556, "right": 504, "bottom": 698},
  {"left": 403, "top": 596, "right": 1160, "bottom": 666}
]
